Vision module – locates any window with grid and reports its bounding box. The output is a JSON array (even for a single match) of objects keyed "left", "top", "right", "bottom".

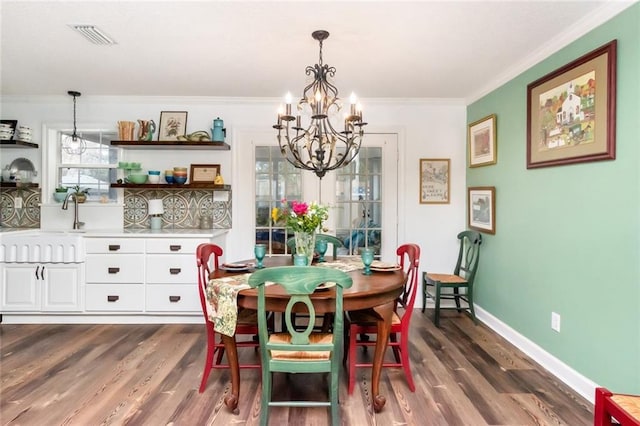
[
  {"left": 255, "top": 146, "right": 303, "bottom": 255},
  {"left": 334, "top": 146, "right": 383, "bottom": 255},
  {"left": 56, "top": 130, "right": 119, "bottom": 202}
]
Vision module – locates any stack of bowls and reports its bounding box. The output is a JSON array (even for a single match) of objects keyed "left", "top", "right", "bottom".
[
  {"left": 164, "top": 170, "right": 174, "bottom": 184},
  {"left": 173, "top": 167, "right": 187, "bottom": 184},
  {"left": 0, "top": 124, "right": 14, "bottom": 140},
  {"left": 16, "top": 126, "right": 32, "bottom": 141},
  {"left": 148, "top": 170, "right": 161, "bottom": 184}
]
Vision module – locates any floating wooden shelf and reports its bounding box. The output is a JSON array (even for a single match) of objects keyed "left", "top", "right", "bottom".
[
  {"left": 110, "top": 183, "right": 231, "bottom": 190},
  {"left": 0, "top": 182, "right": 39, "bottom": 188},
  {"left": 0, "top": 140, "right": 39, "bottom": 149},
  {"left": 111, "top": 140, "right": 230, "bottom": 150}
]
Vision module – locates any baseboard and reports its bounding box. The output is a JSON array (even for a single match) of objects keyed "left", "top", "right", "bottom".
[{"left": 475, "top": 305, "right": 597, "bottom": 404}]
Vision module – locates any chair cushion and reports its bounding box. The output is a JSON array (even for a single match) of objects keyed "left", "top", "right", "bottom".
[
  {"left": 348, "top": 309, "right": 401, "bottom": 326},
  {"left": 611, "top": 394, "right": 640, "bottom": 420},
  {"left": 426, "top": 273, "right": 467, "bottom": 284},
  {"left": 269, "top": 333, "right": 333, "bottom": 360}
]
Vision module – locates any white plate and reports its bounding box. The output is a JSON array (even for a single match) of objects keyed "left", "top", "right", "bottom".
[
  {"left": 316, "top": 282, "right": 336, "bottom": 291},
  {"left": 220, "top": 263, "right": 251, "bottom": 272}
]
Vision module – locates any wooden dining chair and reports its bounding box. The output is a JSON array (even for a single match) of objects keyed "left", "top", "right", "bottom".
[
  {"left": 344, "top": 243, "right": 421, "bottom": 394},
  {"left": 594, "top": 387, "right": 640, "bottom": 425},
  {"left": 248, "top": 266, "right": 353, "bottom": 426},
  {"left": 422, "top": 230, "right": 482, "bottom": 327},
  {"left": 196, "top": 243, "right": 260, "bottom": 393}
]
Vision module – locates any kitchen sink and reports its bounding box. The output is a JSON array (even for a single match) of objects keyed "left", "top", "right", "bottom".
[{"left": 0, "top": 230, "right": 85, "bottom": 263}]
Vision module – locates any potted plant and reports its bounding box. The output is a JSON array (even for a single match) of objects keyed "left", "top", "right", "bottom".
[
  {"left": 53, "top": 186, "right": 68, "bottom": 203},
  {"left": 70, "top": 185, "right": 89, "bottom": 203}
]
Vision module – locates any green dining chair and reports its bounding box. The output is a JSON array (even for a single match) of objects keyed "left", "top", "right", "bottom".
[
  {"left": 248, "top": 266, "right": 353, "bottom": 426},
  {"left": 422, "top": 230, "right": 482, "bottom": 327}
]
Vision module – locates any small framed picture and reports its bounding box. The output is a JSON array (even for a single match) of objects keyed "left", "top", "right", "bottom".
[
  {"left": 419, "top": 158, "right": 450, "bottom": 204},
  {"left": 190, "top": 164, "right": 220, "bottom": 183},
  {"left": 468, "top": 186, "right": 495, "bottom": 234},
  {"left": 158, "top": 111, "right": 188, "bottom": 141},
  {"left": 468, "top": 114, "right": 497, "bottom": 167}
]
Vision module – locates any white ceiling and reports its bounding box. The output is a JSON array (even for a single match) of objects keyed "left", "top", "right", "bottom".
[{"left": 0, "top": 1, "right": 635, "bottom": 102}]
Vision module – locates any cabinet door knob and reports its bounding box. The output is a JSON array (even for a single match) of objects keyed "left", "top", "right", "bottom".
[
  {"left": 169, "top": 268, "right": 181, "bottom": 275},
  {"left": 35, "top": 265, "right": 40, "bottom": 280},
  {"left": 108, "top": 244, "right": 121, "bottom": 251},
  {"left": 40, "top": 266, "right": 45, "bottom": 280},
  {"left": 107, "top": 295, "right": 120, "bottom": 302},
  {"left": 169, "top": 245, "right": 182, "bottom": 252},
  {"left": 108, "top": 267, "right": 120, "bottom": 274},
  {"left": 169, "top": 296, "right": 181, "bottom": 303}
]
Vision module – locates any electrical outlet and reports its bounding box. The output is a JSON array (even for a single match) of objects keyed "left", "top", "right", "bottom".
[
  {"left": 551, "top": 312, "right": 561, "bottom": 332},
  {"left": 14, "top": 196, "right": 23, "bottom": 209}
]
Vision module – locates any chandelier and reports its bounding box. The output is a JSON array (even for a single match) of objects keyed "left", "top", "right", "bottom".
[
  {"left": 274, "top": 30, "right": 367, "bottom": 179},
  {"left": 62, "top": 90, "right": 86, "bottom": 155}
]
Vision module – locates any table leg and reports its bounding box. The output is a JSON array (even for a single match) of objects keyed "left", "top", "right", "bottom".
[
  {"left": 220, "top": 334, "right": 240, "bottom": 413},
  {"left": 371, "top": 300, "right": 394, "bottom": 412}
]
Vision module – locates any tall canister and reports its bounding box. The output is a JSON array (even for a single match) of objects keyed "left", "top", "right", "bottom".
[{"left": 212, "top": 117, "right": 226, "bottom": 142}]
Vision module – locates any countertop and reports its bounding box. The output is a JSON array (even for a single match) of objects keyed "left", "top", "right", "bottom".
[{"left": 0, "top": 228, "right": 229, "bottom": 238}]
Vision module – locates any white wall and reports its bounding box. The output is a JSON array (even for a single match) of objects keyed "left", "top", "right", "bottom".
[{"left": 2, "top": 95, "right": 467, "bottom": 307}]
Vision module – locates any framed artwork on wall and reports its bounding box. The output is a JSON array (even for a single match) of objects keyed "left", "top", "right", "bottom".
[
  {"left": 527, "top": 40, "right": 616, "bottom": 169},
  {"left": 419, "top": 158, "right": 450, "bottom": 204},
  {"left": 158, "top": 111, "right": 188, "bottom": 141},
  {"left": 468, "top": 186, "right": 495, "bottom": 234},
  {"left": 468, "top": 114, "right": 497, "bottom": 167},
  {"left": 190, "top": 164, "right": 220, "bottom": 183}
]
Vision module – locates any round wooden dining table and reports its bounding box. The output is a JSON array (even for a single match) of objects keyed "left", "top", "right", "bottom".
[{"left": 209, "top": 255, "right": 405, "bottom": 414}]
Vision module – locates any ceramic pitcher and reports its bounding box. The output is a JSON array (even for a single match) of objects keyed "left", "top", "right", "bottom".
[{"left": 137, "top": 119, "right": 156, "bottom": 141}]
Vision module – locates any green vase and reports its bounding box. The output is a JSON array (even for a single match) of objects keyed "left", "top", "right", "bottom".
[{"left": 294, "top": 231, "right": 316, "bottom": 266}]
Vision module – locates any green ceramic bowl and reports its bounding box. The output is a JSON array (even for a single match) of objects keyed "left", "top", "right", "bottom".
[{"left": 127, "top": 173, "right": 148, "bottom": 184}]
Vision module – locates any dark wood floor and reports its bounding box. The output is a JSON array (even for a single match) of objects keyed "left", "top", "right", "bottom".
[{"left": 0, "top": 312, "right": 593, "bottom": 425}]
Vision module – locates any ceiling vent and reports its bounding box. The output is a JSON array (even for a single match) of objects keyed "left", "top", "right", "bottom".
[{"left": 69, "top": 25, "right": 117, "bottom": 45}]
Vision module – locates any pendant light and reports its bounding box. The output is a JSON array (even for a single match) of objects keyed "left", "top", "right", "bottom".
[{"left": 62, "top": 90, "right": 86, "bottom": 155}]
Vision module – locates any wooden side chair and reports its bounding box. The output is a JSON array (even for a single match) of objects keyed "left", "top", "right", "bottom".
[
  {"left": 196, "top": 243, "right": 260, "bottom": 393},
  {"left": 248, "top": 266, "right": 353, "bottom": 426},
  {"left": 422, "top": 230, "right": 482, "bottom": 327},
  {"left": 344, "top": 243, "right": 421, "bottom": 394},
  {"left": 594, "top": 387, "right": 640, "bottom": 425}
]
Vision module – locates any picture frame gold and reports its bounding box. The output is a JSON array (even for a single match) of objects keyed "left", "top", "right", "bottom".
[
  {"left": 468, "top": 186, "right": 495, "bottom": 234},
  {"left": 158, "top": 111, "right": 188, "bottom": 141},
  {"left": 419, "top": 158, "right": 450, "bottom": 204},
  {"left": 526, "top": 40, "right": 616, "bottom": 168},
  {"left": 190, "top": 164, "right": 220, "bottom": 183},
  {"left": 468, "top": 114, "right": 497, "bottom": 167}
]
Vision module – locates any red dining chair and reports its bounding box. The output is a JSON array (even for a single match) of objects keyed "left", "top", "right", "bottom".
[
  {"left": 344, "top": 243, "right": 421, "bottom": 394},
  {"left": 196, "top": 243, "right": 260, "bottom": 393},
  {"left": 594, "top": 387, "right": 640, "bottom": 425}
]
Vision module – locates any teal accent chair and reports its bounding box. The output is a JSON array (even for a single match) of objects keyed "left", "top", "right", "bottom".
[
  {"left": 248, "top": 266, "right": 353, "bottom": 426},
  {"left": 286, "top": 233, "right": 344, "bottom": 260},
  {"left": 344, "top": 243, "right": 421, "bottom": 394},
  {"left": 422, "top": 230, "right": 482, "bottom": 327}
]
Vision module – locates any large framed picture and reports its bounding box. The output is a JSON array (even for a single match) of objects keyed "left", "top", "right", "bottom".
[
  {"left": 468, "top": 186, "right": 495, "bottom": 234},
  {"left": 527, "top": 40, "right": 616, "bottom": 169},
  {"left": 190, "top": 164, "right": 220, "bottom": 183},
  {"left": 419, "top": 158, "right": 450, "bottom": 204},
  {"left": 158, "top": 111, "right": 188, "bottom": 141},
  {"left": 468, "top": 114, "right": 497, "bottom": 167}
]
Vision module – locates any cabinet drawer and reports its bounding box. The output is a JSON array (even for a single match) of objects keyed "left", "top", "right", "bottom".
[
  {"left": 145, "top": 284, "right": 200, "bottom": 312},
  {"left": 85, "top": 238, "right": 145, "bottom": 254},
  {"left": 146, "top": 255, "right": 197, "bottom": 284},
  {"left": 145, "top": 238, "right": 205, "bottom": 255},
  {"left": 85, "top": 284, "right": 144, "bottom": 311},
  {"left": 85, "top": 255, "right": 144, "bottom": 283}
]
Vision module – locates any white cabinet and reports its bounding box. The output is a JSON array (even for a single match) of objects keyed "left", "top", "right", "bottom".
[
  {"left": 0, "top": 263, "right": 82, "bottom": 312},
  {"left": 144, "top": 238, "right": 202, "bottom": 313},
  {"left": 85, "top": 237, "right": 145, "bottom": 312}
]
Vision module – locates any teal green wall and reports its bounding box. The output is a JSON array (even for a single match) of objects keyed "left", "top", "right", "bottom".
[{"left": 468, "top": 4, "right": 639, "bottom": 393}]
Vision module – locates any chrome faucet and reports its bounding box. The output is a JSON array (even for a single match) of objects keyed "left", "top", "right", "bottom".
[{"left": 61, "top": 193, "right": 84, "bottom": 230}]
